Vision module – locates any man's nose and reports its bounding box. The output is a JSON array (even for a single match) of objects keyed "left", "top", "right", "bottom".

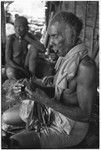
[
  {"left": 49, "top": 37, "right": 54, "bottom": 46},
  {"left": 16, "top": 27, "right": 20, "bottom": 33}
]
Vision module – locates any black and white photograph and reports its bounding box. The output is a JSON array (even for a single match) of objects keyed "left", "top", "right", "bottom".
[{"left": 1, "top": 0, "right": 99, "bottom": 149}]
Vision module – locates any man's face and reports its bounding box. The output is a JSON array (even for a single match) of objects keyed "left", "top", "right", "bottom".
[
  {"left": 49, "top": 22, "right": 75, "bottom": 57},
  {"left": 14, "top": 21, "right": 27, "bottom": 38}
]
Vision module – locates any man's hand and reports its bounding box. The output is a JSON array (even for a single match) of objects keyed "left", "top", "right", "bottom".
[
  {"left": 24, "top": 32, "right": 45, "bottom": 52},
  {"left": 13, "top": 82, "right": 25, "bottom": 94},
  {"left": 42, "top": 76, "right": 54, "bottom": 87}
]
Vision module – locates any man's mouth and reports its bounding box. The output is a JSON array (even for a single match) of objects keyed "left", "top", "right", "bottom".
[
  {"left": 16, "top": 32, "right": 20, "bottom": 35},
  {"left": 57, "top": 52, "right": 61, "bottom": 56},
  {"left": 52, "top": 45, "right": 57, "bottom": 52}
]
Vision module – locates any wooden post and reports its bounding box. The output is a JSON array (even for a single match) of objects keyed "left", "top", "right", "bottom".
[
  {"left": 1, "top": 1, "right": 6, "bottom": 65},
  {"left": 1, "top": 1, "right": 6, "bottom": 45}
]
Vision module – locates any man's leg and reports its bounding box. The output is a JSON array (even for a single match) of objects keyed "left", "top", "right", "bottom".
[
  {"left": 10, "top": 130, "right": 41, "bottom": 149},
  {"left": 39, "top": 122, "right": 88, "bottom": 149},
  {"left": 26, "top": 45, "right": 38, "bottom": 76},
  {"left": 2, "top": 104, "right": 25, "bottom": 126},
  {"left": 6, "top": 67, "right": 15, "bottom": 79},
  {"left": 9, "top": 126, "right": 67, "bottom": 149}
]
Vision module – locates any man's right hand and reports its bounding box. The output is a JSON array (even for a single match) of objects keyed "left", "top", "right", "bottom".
[
  {"left": 42, "top": 76, "right": 54, "bottom": 87},
  {"left": 13, "top": 82, "right": 25, "bottom": 94}
]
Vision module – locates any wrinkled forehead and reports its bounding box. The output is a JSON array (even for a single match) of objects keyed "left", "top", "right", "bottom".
[
  {"left": 48, "top": 22, "right": 60, "bottom": 35},
  {"left": 48, "top": 21, "right": 68, "bottom": 36}
]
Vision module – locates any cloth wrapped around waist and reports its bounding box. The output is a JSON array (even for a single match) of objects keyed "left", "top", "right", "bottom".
[{"left": 19, "top": 99, "right": 75, "bottom": 135}]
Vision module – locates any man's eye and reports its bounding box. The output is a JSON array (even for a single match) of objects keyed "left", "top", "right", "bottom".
[
  {"left": 54, "top": 35, "right": 58, "bottom": 38},
  {"left": 51, "top": 34, "right": 58, "bottom": 39}
]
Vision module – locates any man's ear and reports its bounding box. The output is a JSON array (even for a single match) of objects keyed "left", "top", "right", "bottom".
[
  {"left": 71, "top": 28, "right": 77, "bottom": 43},
  {"left": 72, "top": 32, "right": 76, "bottom": 39}
]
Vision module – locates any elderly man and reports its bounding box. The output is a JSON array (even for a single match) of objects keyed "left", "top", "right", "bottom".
[
  {"left": 3, "top": 11, "right": 97, "bottom": 148},
  {"left": 6, "top": 16, "right": 44, "bottom": 79}
]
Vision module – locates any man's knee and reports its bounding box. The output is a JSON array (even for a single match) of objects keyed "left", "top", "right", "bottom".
[
  {"left": 10, "top": 131, "right": 41, "bottom": 149},
  {"left": 2, "top": 105, "right": 24, "bottom": 126},
  {"left": 2, "top": 110, "right": 12, "bottom": 125},
  {"left": 2, "top": 109, "right": 18, "bottom": 125},
  {"left": 10, "top": 132, "right": 27, "bottom": 149},
  {"left": 6, "top": 67, "right": 15, "bottom": 79},
  {"left": 9, "top": 138, "right": 20, "bottom": 149}
]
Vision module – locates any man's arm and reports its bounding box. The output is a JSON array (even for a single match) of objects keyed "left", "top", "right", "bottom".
[
  {"left": 24, "top": 45, "right": 39, "bottom": 76},
  {"left": 29, "top": 78, "right": 55, "bottom": 98},
  {"left": 24, "top": 32, "right": 45, "bottom": 52},
  {"left": 36, "top": 60, "right": 97, "bottom": 122}
]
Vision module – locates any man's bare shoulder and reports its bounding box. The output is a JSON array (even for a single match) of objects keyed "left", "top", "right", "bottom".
[
  {"left": 77, "top": 56, "right": 97, "bottom": 84},
  {"left": 7, "top": 34, "right": 16, "bottom": 41},
  {"left": 81, "top": 55, "right": 96, "bottom": 67},
  {"left": 27, "top": 32, "right": 36, "bottom": 40},
  {"left": 80, "top": 56, "right": 96, "bottom": 72}
]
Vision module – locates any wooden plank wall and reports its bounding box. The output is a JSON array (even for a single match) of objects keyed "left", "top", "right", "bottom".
[{"left": 56, "top": 1, "right": 99, "bottom": 58}]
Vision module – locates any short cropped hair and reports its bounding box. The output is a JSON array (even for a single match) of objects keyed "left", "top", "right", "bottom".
[
  {"left": 14, "top": 16, "right": 28, "bottom": 27},
  {"left": 50, "top": 11, "right": 83, "bottom": 36}
]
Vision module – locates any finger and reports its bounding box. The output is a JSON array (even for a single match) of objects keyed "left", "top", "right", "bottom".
[
  {"left": 42, "top": 76, "right": 48, "bottom": 84},
  {"left": 14, "top": 88, "right": 22, "bottom": 92},
  {"left": 16, "top": 83, "right": 24, "bottom": 87},
  {"left": 14, "top": 87, "right": 21, "bottom": 92},
  {"left": 13, "top": 85, "right": 22, "bottom": 90},
  {"left": 14, "top": 84, "right": 24, "bottom": 89},
  {"left": 14, "top": 90, "right": 21, "bottom": 94}
]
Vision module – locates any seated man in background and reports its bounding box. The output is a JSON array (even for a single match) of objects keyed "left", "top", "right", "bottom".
[
  {"left": 2, "top": 11, "right": 97, "bottom": 148},
  {"left": 5, "top": 16, "right": 44, "bottom": 79}
]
